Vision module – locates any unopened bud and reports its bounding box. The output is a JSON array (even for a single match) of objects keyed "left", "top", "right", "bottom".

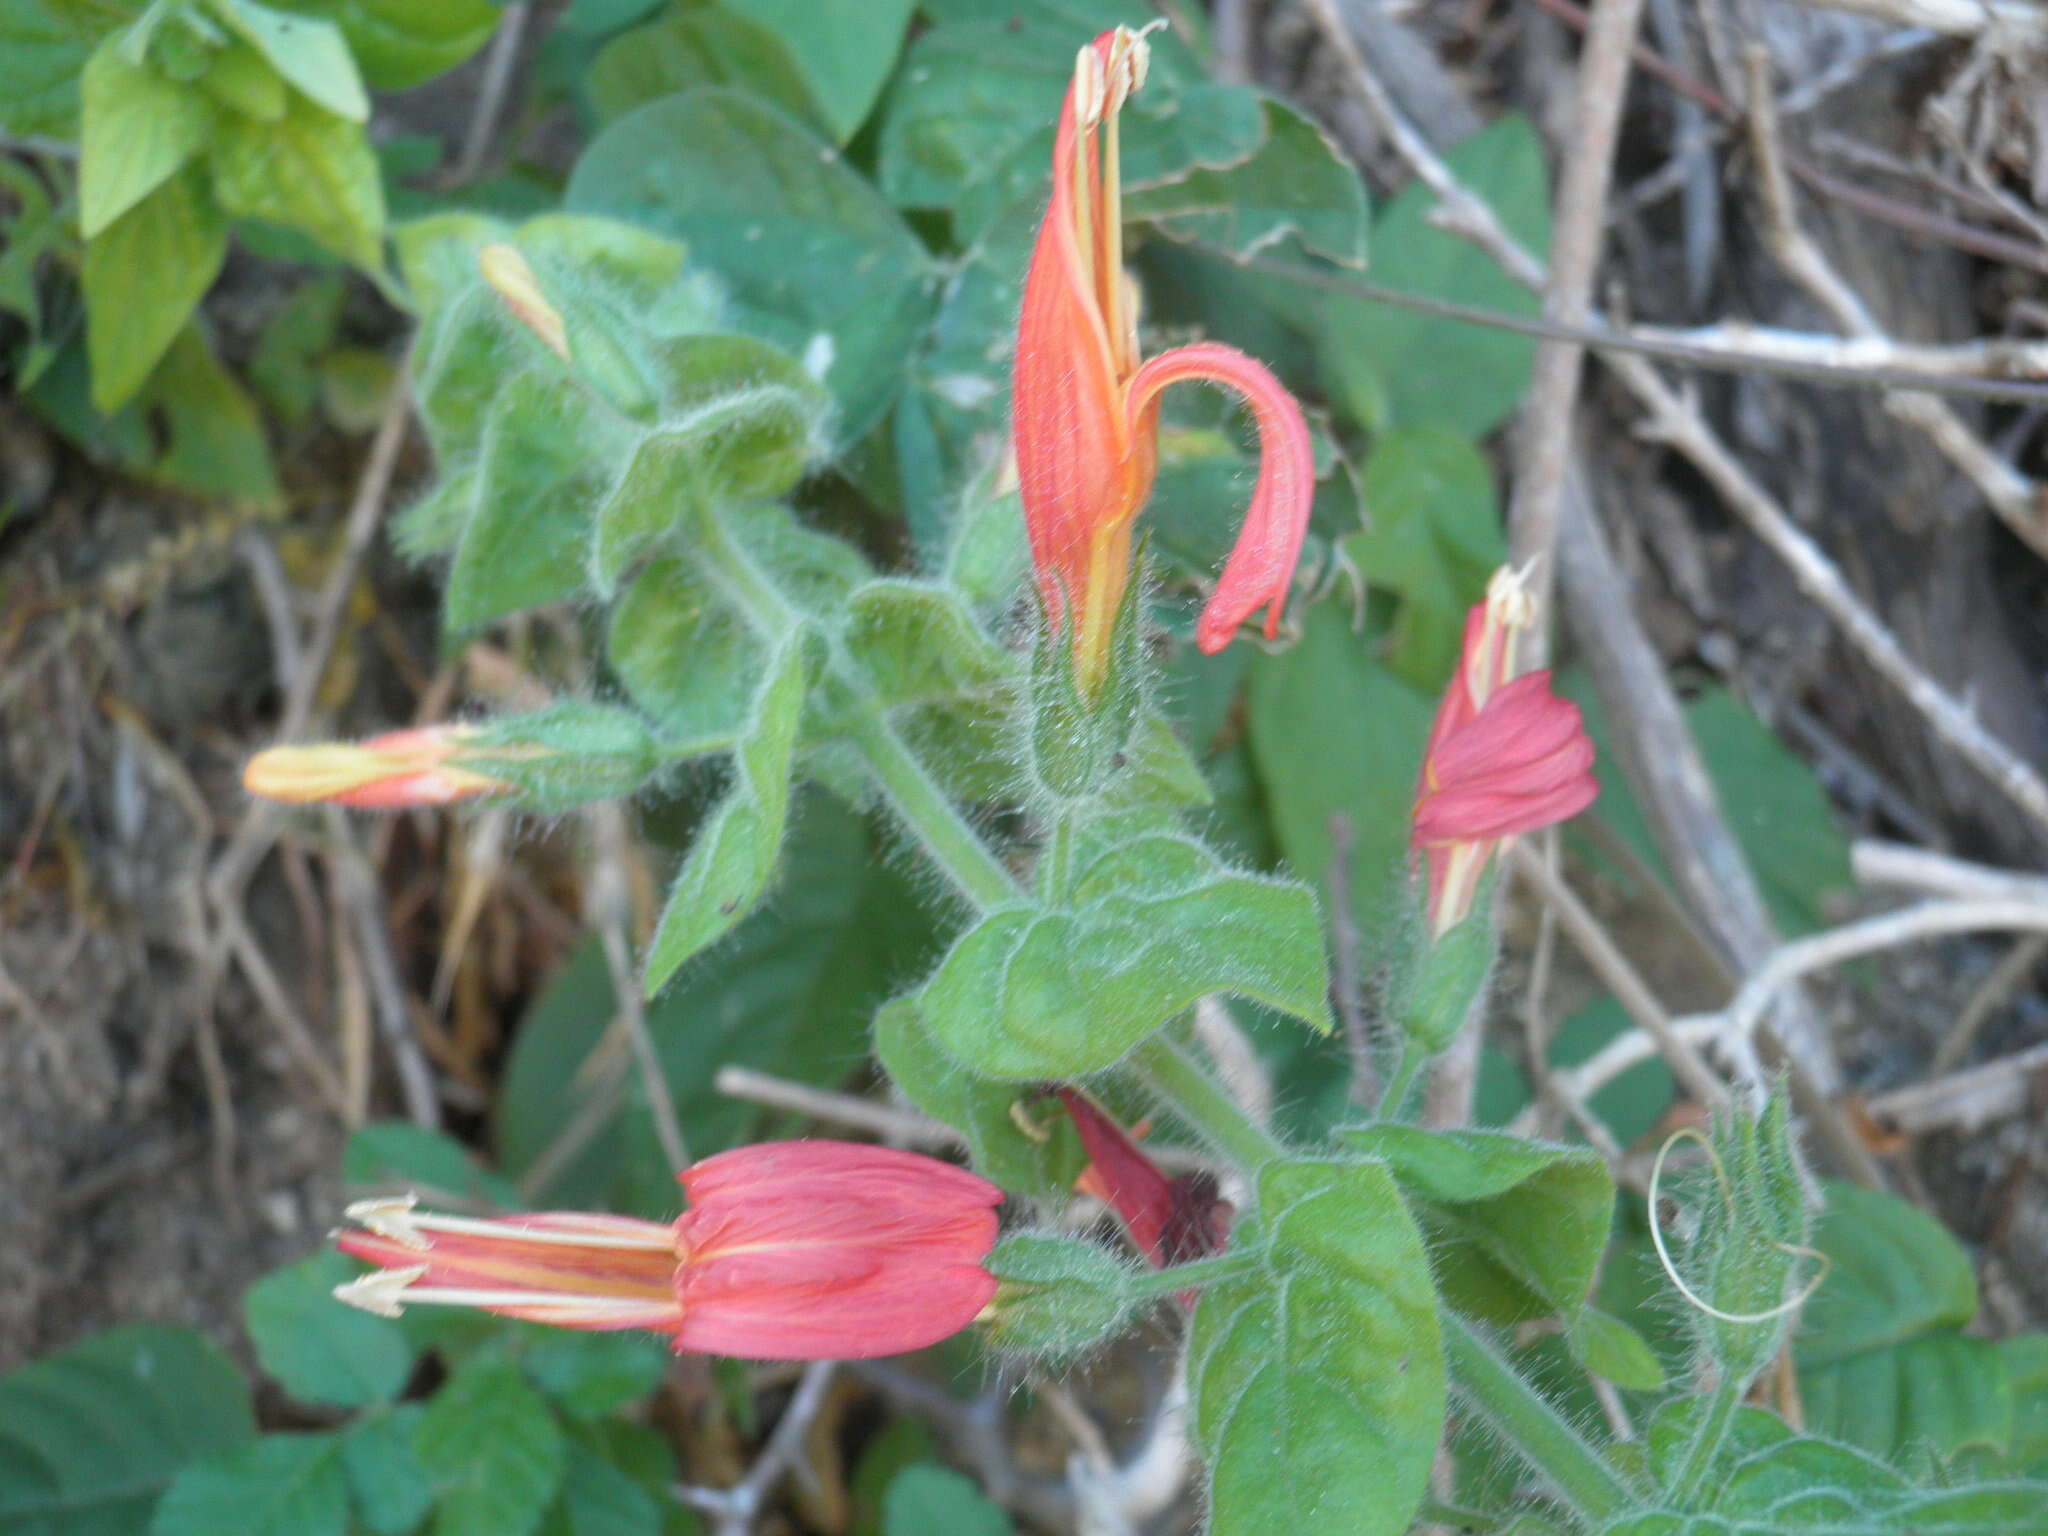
[
  {"left": 479, "top": 243, "right": 569, "bottom": 361},
  {"left": 983, "top": 1233, "right": 1142, "bottom": 1364}
]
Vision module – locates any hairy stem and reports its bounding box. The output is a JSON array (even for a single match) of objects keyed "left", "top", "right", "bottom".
[
  {"left": 1443, "top": 1311, "right": 1634, "bottom": 1525},
  {"left": 1126, "top": 1248, "right": 1262, "bottom": 1298},
  {"left": 1666, "top": 1367, "right": 1745, "bottom": 1508},
  {"left": 1128, "top": 1033, "right": 1283, "bottom": 1173}
]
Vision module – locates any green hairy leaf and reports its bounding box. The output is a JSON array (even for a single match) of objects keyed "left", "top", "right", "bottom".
[
  {"left": 1189, "top": 1159, "right": 1444, "bottom": 1536},
  {"left": 921, "top": 816, "right": 1333, "bottom": 1079},
  {"left": 644, "top": 632, "right": 815, "bottom": 994}
]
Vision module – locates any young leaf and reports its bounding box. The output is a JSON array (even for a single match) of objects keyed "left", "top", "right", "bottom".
[
  {"left": 80, "top": 40, "right": 213, "bottom": 236},
  {"left": 921, "top": 821, "right": 1333, "bottom": 1079},
  {"left": 0, "top": 1325, "right": 254, "bottom": 1535},
  {"left": 83, "top": 165, "right": 228, "bottom": 411},
  {"left": 413, "top": 1355, "right": 568, "bottom": 1536},
  {"left": 208, "top": 0, "right": 368, "bottom": 120},
  {"left": 1343, "top": 1125, "right": 1613, "bottom": 1327},
  {"left": 209, "top": 93, "right": 385, "bottom": 270},
  {"left": 151, "top": 1433, "right": 350, "bottom": 1536},
  {"left": 244, "top": 1250, "right": 416, "bottom": 1408},
  {"left": 1189, "top": 1159, "right": 1443, "bottom": 1536},
  {"left": 644, "top": 632, "right": 815, "bottom": 993}
]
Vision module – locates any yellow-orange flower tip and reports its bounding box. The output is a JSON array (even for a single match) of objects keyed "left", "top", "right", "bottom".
[
  {"left": 479, "top": 243, "right": 570, "bottom": 362},
  {"left": 241, "top": 727, "right": 510, "bottom": 809}
]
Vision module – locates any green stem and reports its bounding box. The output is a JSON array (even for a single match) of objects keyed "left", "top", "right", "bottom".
[
  {"left": 1126, "top": 1248, "right": 1261, "bottom": 1298},
  {"left": 1041, "top": 813, "right": 1076, "bottom": 902},
  {"left": 1377, "top": 1040, "right": 1427, "bottom": 1120},
  {"left": 846, "top": 711, "right": 1018, "bottom": 911},
  {"left": 1128, "top": 1033, "right": 1283, "bottom": 1173},
  {"left": 694, "top": 503, "right": 1018, "bottom": 913},
  {"left": 1666, "top": 1368, "right": 1745, "bottom": 1509},
  {"left": 1443, "top": 1311, "right": 1634, "bottom": 1525}
]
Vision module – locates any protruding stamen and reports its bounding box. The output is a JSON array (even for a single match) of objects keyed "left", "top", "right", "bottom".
[
  {"left": 344, "top": 1194, "right": 431, "bottom": 1250},
  {"left": 335, "top": 1265, "right": 430, "bottom": 1318},
  {"left": 1072, "top": 42, "right": 1106, "bottom": 128},
  {"left": 339, "top": 1195, "right": 676, "bottom": 1254}
]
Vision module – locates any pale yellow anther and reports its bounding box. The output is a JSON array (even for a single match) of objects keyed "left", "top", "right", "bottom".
[
  {"left": 1484, "top": 562, "right": 1540, "bottom": 634},
  {"left": 344, "top": 1193, "right": 430, "bottom": 1251},
  {"left": 1072, "top": 43, "right": 1106, "bottom": 127},
  {"left": 334, "top": 1264, "right": 428, "bottom": 1319}
]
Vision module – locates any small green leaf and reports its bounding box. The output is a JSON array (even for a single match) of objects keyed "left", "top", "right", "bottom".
[
  {"left": 607, "top": 556, "right": 764, "bottom": 740},
  {"left": 873, "top": 995, "right": 1085, "bottom": 1200},
  {"left": 151, "top": 1433, "right": 349, "bottom": 1536},
  {"left": 0, "top": 1325, "right": 255, "bottom": 1536},
  {"left": 537, "top": 1435, "right": 662, "bottom": 1536},
  {"left": 83, "top": 164, "right": 227, "bottom": 411},
  {"left": 209, "top": 0, "right": 368, "bottom": 120},
  {"left": 1343, "top": 425, "right": 1505, "bottom": 688},
  {"left": 922, "top": 820, "right": 1333, "bottom": 1079},
  {"left": 1567, "top": 1307, "right": 1667, "bottom": 1392},
  {"left": 644, "top": 632, "right": 814, "bottom": 994},
  {"left": 209, "top": 92, "right": 384, "bottom": 269},
  {"left": 80, "top": 38, "right": 213, "bottom": 236},
  {"left": 568, "top": 88, "right": 938, "bottom": 446},
  {"left": 197, "top": 38, "right": 287, "bottom": 118},
  {"left": 722, "top": 0, "right": 912, "bottom": 144},
  {"left": 882, "top": 1465, "right": 1013, "bottom": 1536},
  {"left": 444, "top": 371, "right": 631, "bottom": 633},
  {"left": 1189, "top": 1159, "right": 1443, "bottom": 1535},
  {"left": 244, "top": 1251, "right": 415, "bottom": 1408},
  {"left": 414, "top": 1356, "right": 567, "bottom": 1536},
  {"left": 1343, "top": 1126, "right": 1613, "bottom": 1326},
  {"left": 983, "top": 1233, "right": 1143, "bottom": 1363}
]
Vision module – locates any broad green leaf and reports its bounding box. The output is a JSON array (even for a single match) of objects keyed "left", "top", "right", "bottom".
[
  {"left": 151, "top": 1433, "right": 348, "bottom": 1536},
  {"left": 210, "top": 0, "right": 367, "bottom": 120},
  {"left": 1246, "top": 601, "right": 1436, "bottom": 947},
  {"left": 0, "top": 1324, "right": 254, "bottom": 1535},
  {"left": 209, "top": 93, "right": 384, "bottom": 270},
  {"left": 1797, "top": 1182, "right": 2008, "bottom": 1459},
  {"left": 874, "top": 995, "right": 1085, "bottom": 1201},
  {"left": 79, "top": 39, "right": 212, "bottom": 236},
  {"left": 1343, "top": 1125, "right": 1612, "bottom": 1325},
  {"left": 498, "top": 797, "right": 947, "bottom": 1217},
  {"left": 244, "top": 1251, "right": 415, "bottom": 1408},
  {"left": 1568, "top": 1306, "right": 1667, "bottom": 1392},
  {"left": 587, "top": 3, "right": 817, "bottom": 129},
  {"left": 523, "top": 1332, "right": 670, "bottom": 1422},
  {"left": 923, "top": 817, "right": 1332, "bottom": 1079},
  {"left": 197, "top": 38, "right": 286, "bottom": 118},
  {"left": 83, "top": 164, "right": 226, "bottom": 411},
  {"left": 723, "top": 0, "right": 913, "bottom": 144},
  {"left": 644, "top": 631, "right": 813, "bottom": 994},
  {"left": 271, "top": 0, "right": 496, "bottom": 91},
  {"left": 1125, "top": 94, "right": 1369, "bottom": 267},
  {"left": 340, "top": 1409, "right": 436, "bottom": 1536},
  {"left": 1343, "top": 425, "right": 1504, "bottom": 689},
  {"left": 444, "top": 371, "right": 632, "bottom": 633},
  {"left": 875, "top": 0, "right": 1208, "bottom": 212},
  {"left": 1189, "top": 1159, "right": 1443, "bottom": 1535},
  {"left": 568, "top": 88, "right": 938, "bottom": 446},
  {"left": 881, "top": 1465, "right": 1013, "bottom": 1536},
  {"left": 1306, "top": 115, "right": 1548, "bottom": 438},
  {"left": 414, "top": 1356, "right": 566, "bottom": 1536}
]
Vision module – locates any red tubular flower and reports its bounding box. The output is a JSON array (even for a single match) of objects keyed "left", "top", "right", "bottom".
[
  {"left": 1058, "top": 1088, "right": 1227, "bottom": 1270},
  {"left": 1013, "top": 24, "right": 1315, "bottom": 695},
  {"left": 243, "top": 726, "right": 512, "bottom": 809},
  {"left": 333, "top": 1141, "right": 1003, "bottom": 1360},
  {"left": 1412, "top": 567, "right": 1598, "bottom": 935}
]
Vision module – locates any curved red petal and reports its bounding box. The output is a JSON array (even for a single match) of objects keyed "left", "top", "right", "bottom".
[{"left": 1123, "top": 341, "right": 1315, "bottom": 652}]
